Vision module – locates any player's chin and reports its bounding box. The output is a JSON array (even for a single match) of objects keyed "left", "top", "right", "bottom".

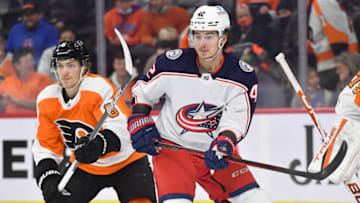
[
  {"left": 61, "top": 82, "right": 75, "bottom": 89},
  {"left": 198, "top": 53, "right": 210, "bottom": 59}
]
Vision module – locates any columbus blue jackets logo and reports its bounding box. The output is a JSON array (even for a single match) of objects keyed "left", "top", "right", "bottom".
[
  {"left": 176, "top": 102, "right": 223, "bottom": 138},
  {"left": 239, "top": 60, "right": 254, "bottom": 72},
  {"left": 55, "top": 119, "right": 93, "bottom": 149},
  {"left": 166, "top": 49, "right": 183, "bottom": 60}
]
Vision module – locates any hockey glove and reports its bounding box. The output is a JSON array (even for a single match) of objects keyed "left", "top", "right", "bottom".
[
  {"left": 127, "top": 114, "right": 161, "bottom": 155},
  {"left": 75, "top": 129, "right": 121, "bottom": 164},
  {"left": 35, "top": 159, "right": 71, "bottom": 203},
  {"left": 205, "top": 132, "right": 236, "bottom": 170}
]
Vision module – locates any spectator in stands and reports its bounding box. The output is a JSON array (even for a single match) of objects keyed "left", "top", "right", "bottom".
[
  {"left": 5, "top": 1, "right": 58, "bottom": 69},
  {"left": 143, "top": 40, "right": 178, "bottom": 75},
  {"left": 335, "top": 51, "right": 360, "bottom": 93},
  {"left": 140, "top": 0, "right": 190, "bottom": 47},
  {"left": 0, "top": 48, "right": 51, "bottom": 114},
  {"left": 338, "top": 0, "right": 360, "bottom": 51},
  {"left": 233, "top": 41, "right": 288, "bottom": 108},
  {"left": 0, "top": 34, "right": 15, "bottom": 79},
  {"left": 269, "top": 0, "right": 296, "bottom": 58},
  {"left": 143, "top": 27, "right": 179, "bottom": 74},
  {"left": 232, "top": 2, "right": 273, "bottom": 53},
  {"left": 105, "top": 0, "right": 148, "bottom": 76},
  {"left": 238, "top": 0, "right": 280, "bottom": 12},
  {"left": 309, "top": 0, "right": 358, "bottom": 106},
  {"left": 105, "top": 0, "right": 144, "bottom": 47},
  {"left": 157, "top": 27, "right": 179, "bottom": 42},
  {"left": 291, "top": 67, "right": 326, "bottom": 108},
  {"left": 108, "top": 49, "right": 138, "bottom": 107},
  {"left": 38, "top": 29, "right": 76, "bottom": 82}
]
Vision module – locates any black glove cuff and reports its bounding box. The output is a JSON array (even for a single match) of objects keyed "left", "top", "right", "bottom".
[
  {"left": 100, "top": 129, "right": 121, "bottom": 154},
  {"left": 35, "top": 159, "right": 60, "bottom": 189},
  {"left": 219, "top": 131, "right": 237, "bottom": 145},
  {"left": 38, "top": 169, "right": 60, "bottom": 190},
  {"left": 132, "top": 104, "right": 152, "bottom": 115}
]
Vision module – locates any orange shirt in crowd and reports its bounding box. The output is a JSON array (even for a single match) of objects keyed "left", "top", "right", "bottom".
[
  {"left": 0, "top": 56, "right": 16, "bottom": 78},
  {"left": 178, "top": 28, "right": 190, "bottom": 49},
  {"left": 0, "top": 72, "right": 52, "bottom": 114},
  {"left": 104, "top": 3, "right": 144, "bottom": 46},
  {"left": 237, "top": 0, "right": 280, "bottom": 10},
  {"left": 140, "top": 5, "right": 190, "bottom": 46}
]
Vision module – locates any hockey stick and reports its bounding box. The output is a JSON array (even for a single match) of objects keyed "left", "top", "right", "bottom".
[
  {"left": 275, "top": 53, "right": 327, "bottom": 140},
  {"left": 275, "top": 52, "right": 340, "bottom": 160},
  {"left": 275, "top": 53, "right": 360, "bottom": 201},
  {"left": 57, "top": 28, "right": 134, "bottom": 192},
  {"left": 153, "top": 140, "right": 347, "bottom": 180}
]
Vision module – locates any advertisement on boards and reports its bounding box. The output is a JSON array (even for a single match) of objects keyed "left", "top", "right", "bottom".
[{"left": 0, "top": 111, "right": 356, "bottom": 202}]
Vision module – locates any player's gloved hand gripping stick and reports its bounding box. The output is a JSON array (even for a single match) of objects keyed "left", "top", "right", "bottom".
[
  {"left": 57, "top": 28, "right": 135, "bottom": 192},
  {"left": 204, "top": 133, "right": 235, "bottom": 170}
]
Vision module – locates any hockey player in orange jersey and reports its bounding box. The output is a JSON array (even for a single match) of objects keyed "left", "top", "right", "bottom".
[{"left": 32, "top": 40, "right": 156, "bottom": 203}]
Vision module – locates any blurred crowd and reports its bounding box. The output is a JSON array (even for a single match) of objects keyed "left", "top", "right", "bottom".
[{"left": 0, "top": 0, "right": 359, "bottom": 114}]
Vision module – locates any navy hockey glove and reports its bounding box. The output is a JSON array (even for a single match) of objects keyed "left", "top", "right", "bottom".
[
  {"left": 75, "top": 129, "right": 121, "bottom": 164},
  {"left": 35, "top": 159, "right": 71, "bottom": 203},
  {"left": 205, "top": 133, "right": 235, "bottom": 170},
  {"left": 127, "top": 114, "right": 161, "bottom": 155}
]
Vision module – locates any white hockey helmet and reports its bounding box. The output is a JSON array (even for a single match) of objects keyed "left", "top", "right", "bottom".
[{"left": 190, "top": 5, "right": 230, "bottom": 39}]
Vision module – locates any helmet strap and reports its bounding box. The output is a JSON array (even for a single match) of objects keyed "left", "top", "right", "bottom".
[
  {"left": 66, "top": 66, "right": 86, "bottom": 91},
  {"left": 54, "top": 65, "right": 86, "bottom": 95},
  {"left": 205, "top": 36, "right": 226, "bottom": 61}
]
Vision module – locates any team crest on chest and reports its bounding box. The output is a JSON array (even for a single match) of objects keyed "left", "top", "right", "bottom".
[
  {"left": 239, "top": 60, "right": 254, "bottom": 72},
  {"left": 55, "top": 119, "right": 93, "bottom": 149},
  {"left": 176, "top": 101, "right": 223, "bottom": 138},
  {"left": 165, "top": 49, "right": 183, "bottom": 60}
]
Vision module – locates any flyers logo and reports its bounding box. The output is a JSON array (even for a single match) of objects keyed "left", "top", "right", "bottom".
[
  {"left": 55, "top": 119, "right": 93, "bottom": 149},
  {"left": 104, "top": 103, "right": 119, "bottom": 118}
]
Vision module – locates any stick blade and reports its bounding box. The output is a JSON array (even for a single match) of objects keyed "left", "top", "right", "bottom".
[
  {"left": 113, "top": 28, "right": 134, "bottom": 77},
  {"left": 312, "top": 141, "right": 348, "bottom": 180}
]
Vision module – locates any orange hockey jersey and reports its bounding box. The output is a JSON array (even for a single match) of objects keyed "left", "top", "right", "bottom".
[{"left": 32, "top": 73, "right": 145, "bottom": 175}]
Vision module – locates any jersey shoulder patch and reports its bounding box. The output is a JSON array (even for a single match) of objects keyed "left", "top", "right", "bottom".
[
  {"left": 165, "top": 49, "right": 183, "bottom": 60},
  {"left": 239, "top": 60, "right": 254, "bottom": 72}
]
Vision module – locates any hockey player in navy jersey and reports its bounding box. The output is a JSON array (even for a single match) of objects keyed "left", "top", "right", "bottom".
[{"left": 127, "top": 5, "right": 272, "bottom": 203}]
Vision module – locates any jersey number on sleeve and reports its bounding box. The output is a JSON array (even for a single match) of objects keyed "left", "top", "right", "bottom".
[
  {"left": 348, "top": 71, "right": 360, "bottom": 94},
  {"left": 146, "top": 64, "right": 157, "bottom": 79},
  {"left": 348, "top": 71, "right": 360, "bottom": 107},
  {"left": 249, "top": 84, "right": 258, "bottom": 103}
]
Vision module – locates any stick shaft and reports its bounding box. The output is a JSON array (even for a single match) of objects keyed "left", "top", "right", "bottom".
[
  {"left": 275, "top": 53, "right": 327, "bottom": 140},
  {"left": 153, "top": 141, "right": 345, "bottom": 180}
]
